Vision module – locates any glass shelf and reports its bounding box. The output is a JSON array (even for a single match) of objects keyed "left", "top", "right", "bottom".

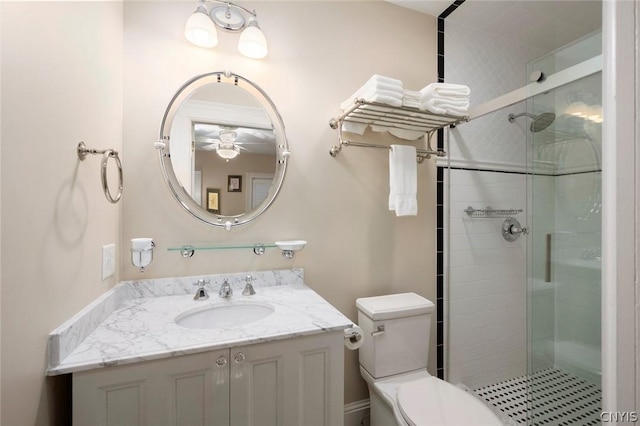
[{"left": 168, "top": 243, "right": 277, "bottom": 258}]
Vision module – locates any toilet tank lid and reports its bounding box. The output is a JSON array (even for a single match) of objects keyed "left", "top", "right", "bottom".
[{"left": 356, "top": 293, "right": 434, "bottom": 320}]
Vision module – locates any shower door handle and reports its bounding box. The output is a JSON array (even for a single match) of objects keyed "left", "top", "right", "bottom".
[{"left": 545, "top": 234, "right": 552, "bottom": 283}]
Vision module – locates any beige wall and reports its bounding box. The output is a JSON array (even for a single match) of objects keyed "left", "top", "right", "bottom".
[
  {"left": 0, "top": 1, "right": 437, "bottom": 423},
  {"left": 123, "top": 1, "right": 437, "bottom": 405},
  {"left": 0, "top": 2, "right": 123, "bottom": 425}
]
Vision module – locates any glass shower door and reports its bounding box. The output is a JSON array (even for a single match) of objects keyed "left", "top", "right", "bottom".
[{"left": 527, "top": 52, "right": 602, "bottom": 424}]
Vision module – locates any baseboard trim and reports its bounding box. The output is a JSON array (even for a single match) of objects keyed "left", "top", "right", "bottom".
[{"left": 344, "top": 399, "right": 370, "bottom": 426}]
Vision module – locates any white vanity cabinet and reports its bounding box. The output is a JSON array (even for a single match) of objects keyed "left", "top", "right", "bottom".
[{"left": 72, "top": 331, "right": 344, "bottom": 426}]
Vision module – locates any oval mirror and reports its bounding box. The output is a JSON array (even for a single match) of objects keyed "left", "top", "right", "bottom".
[{"left": 156, "top": 71, "right": 289, "bottom": 229}]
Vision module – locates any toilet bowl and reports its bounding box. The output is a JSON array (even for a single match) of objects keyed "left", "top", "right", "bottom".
[{"left": 356, "top": 293, "right": 502, "bottom": 426}]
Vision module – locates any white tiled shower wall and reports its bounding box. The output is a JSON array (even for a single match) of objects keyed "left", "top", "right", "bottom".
[
  {"left": 442, "top": 20, "right": 545, "bottom": 389},
  {"left": 447, "top": 169, "right": 527, "bottom": 388}
]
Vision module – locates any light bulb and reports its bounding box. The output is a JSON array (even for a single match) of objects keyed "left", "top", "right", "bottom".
[
  {"left": 185, "top": 4, "right": 218, "bottom": 48},
  {"left": 238, "top": 17, "right": 268, "bottom": 59}
]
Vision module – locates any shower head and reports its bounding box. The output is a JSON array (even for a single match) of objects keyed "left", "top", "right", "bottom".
[{"left": 508, "top": 112, "right": 556, "bottom": 132}]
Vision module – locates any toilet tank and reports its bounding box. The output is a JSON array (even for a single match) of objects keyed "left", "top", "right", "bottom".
[{"left": 356, "top": 293, "right": 435, "bottom": 379}]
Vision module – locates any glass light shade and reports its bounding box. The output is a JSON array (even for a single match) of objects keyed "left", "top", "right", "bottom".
[
  {"left": 185, "top": 11, "right": 218, "bottom": 48},
  {"left": 238, "top": 19, "right": 268, "bottom": 59},
  {"left": 217, "top": 144, "right": 240, "bottom": 159}
]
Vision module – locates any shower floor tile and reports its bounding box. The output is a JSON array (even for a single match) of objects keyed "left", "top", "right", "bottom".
[{"left": 473, "top": 368, "right": 601, "bottom": 425}]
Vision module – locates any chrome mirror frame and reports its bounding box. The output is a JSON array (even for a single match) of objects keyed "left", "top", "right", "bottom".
[{"left": 156, "top": 70, "right": 289, "bottom": 230}]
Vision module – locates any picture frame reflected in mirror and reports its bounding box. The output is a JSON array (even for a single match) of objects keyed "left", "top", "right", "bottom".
[
  {"left": 228, "top": 175, "right": 242, "bottom": 192},
  {"left": 206, "top": 188, "right": 220, "bottom": 213}
]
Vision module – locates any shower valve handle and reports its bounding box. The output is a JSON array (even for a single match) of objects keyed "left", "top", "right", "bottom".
[
  {"left": 502, "top": 218, "right": 528, "bottom": 242},
  {"left": 509, "top": 224, "right": 528, "bottom": 236}
]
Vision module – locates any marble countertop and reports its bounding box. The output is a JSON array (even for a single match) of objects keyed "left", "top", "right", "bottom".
[{"left": 47, "top": 269, "right": 353, "bottom": 375}]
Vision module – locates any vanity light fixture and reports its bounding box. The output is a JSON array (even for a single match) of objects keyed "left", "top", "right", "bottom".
[{"left": 185, "top": 0, "right": 268, "bottom": 59}]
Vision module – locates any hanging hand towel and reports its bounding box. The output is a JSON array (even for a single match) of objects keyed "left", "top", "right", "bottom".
[{"left": 389, "top": 145, "right": 418, "bottom": 216}]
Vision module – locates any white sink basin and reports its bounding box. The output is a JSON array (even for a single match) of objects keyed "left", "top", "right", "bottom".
[{"left": 176, "top": 302, "right": 275, "bottom": 330}]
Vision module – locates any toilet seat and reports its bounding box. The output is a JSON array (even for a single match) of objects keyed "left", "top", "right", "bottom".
[{"left": 397, "top": 376, "right": 502, "bottom": 426}]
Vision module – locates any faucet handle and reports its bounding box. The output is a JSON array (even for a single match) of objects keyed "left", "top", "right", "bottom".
[
  {"left": 193, "top": 279, "right": 210, "bottom": 301},
  {"left": 243, "top": 275, "right": 256, "bottom": 296},
  {"left": 193, "top": 278, "right": 210, "bottom": 287}
]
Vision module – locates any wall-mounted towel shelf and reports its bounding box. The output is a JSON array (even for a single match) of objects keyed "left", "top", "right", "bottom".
[
  {"left": 329, "top": 98, "right": 469, "bottom": 162},
  {"left": 464, "top": 206, "right": 523, "bottom": 218}
]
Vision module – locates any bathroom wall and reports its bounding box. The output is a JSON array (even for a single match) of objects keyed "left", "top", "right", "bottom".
[
  {"left": 441, "top": 20, "right": 547, "bottom": 388},
  {"left": 0, "top": 2, "right": 123, "bottom": 425},
  {"left": 121, "top": 0, "right": 438, "bottom": 408}
]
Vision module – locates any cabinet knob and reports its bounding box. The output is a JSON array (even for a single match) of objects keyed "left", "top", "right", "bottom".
[
  {"left": 233, "top": 352, "right": 246, "bottom": 364},
  {"left": 215, "top": 356, "right": 227, "bottom": 367}
]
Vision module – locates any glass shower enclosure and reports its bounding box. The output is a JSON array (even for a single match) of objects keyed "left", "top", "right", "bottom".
[
  {"left": 445, "top": 32, "right": 602, "bottom": 425},
  {"left": 526, "top": 34, "right": 602, "bottom": 425}
]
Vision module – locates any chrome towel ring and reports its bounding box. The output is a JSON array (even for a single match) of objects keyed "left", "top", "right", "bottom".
[{"left": 77, "top": 141, "right": 123, "bottom": 204}]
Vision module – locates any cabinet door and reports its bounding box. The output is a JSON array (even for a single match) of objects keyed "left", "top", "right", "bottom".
[
  {"left": 229, "top": 331, "right": 344, "bottom": 426},
  {"left": 73, "top": 349, "right": 230, "bottom": 426}
]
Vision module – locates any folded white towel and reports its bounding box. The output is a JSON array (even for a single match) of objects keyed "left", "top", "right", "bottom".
[
  {"left": 360, "top": 88, "right": 403, "bottom": 100},
  {"left": 389, "top": 128, "right": 424, "bottom": 140},
  {"left": 341, "top": 75, "right": 404, "bottom": 110},
  {"left": 420, "top": 82, "right": 470, "bottom": 99},
  {"left": 341, "top": 91, "right": 403, "bottom": 111},
  {"left": 402, "top": 90, "right": 423, "bottom": 109},
  {"left": 341, "top": 121, "right": 368, "bottom": 135},
  {"left": 403, "top": 90, "right": 422, "bottom": 100},
  {"left": 402, "top": 99, "right": 422, "bottom": 109},
  {"left": 389, "top": 145, "right": 417, "bottom": 216},
  {"left": 421, "top": 97, "right": 469, "bottom": 108},
  {"left": 362, "top": 81, "right": 404, "bottom": 93},
  {"left": 370, "top": 125, "right": 391, "bottom": 133},
  {"left": 421, "top": 98, "right": 469, "bottom": 116},
  {"left": 366, "top": 74, "right": 403, "bottom": 88}
]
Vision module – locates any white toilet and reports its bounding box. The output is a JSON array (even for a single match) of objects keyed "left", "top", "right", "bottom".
[{"left": 357, "top": 293, "right": 503, "bottom": 426}]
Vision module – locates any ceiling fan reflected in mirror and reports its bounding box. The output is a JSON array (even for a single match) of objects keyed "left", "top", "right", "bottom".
[{"left": 194, "top": 123, "right": 276, "bottom": 160}]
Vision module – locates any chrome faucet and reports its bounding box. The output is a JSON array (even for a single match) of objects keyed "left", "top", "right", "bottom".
[
  {"left": 193, "top": 279, "right": 210, "bottom": 300},
  {"left": 218, "top": 279, "right": 233, "bottom": 298},
  {"left": 242, "top": 275, "right": 256, "bottom": 296}
]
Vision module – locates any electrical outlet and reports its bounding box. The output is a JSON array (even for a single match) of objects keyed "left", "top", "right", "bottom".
[{"left": 102, "top": 244, "right": 116, "bottom": 280}]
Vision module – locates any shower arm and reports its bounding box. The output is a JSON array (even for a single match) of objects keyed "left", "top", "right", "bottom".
[{"left": 507, "top": 112, "right": 536, "bottom": 122}]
